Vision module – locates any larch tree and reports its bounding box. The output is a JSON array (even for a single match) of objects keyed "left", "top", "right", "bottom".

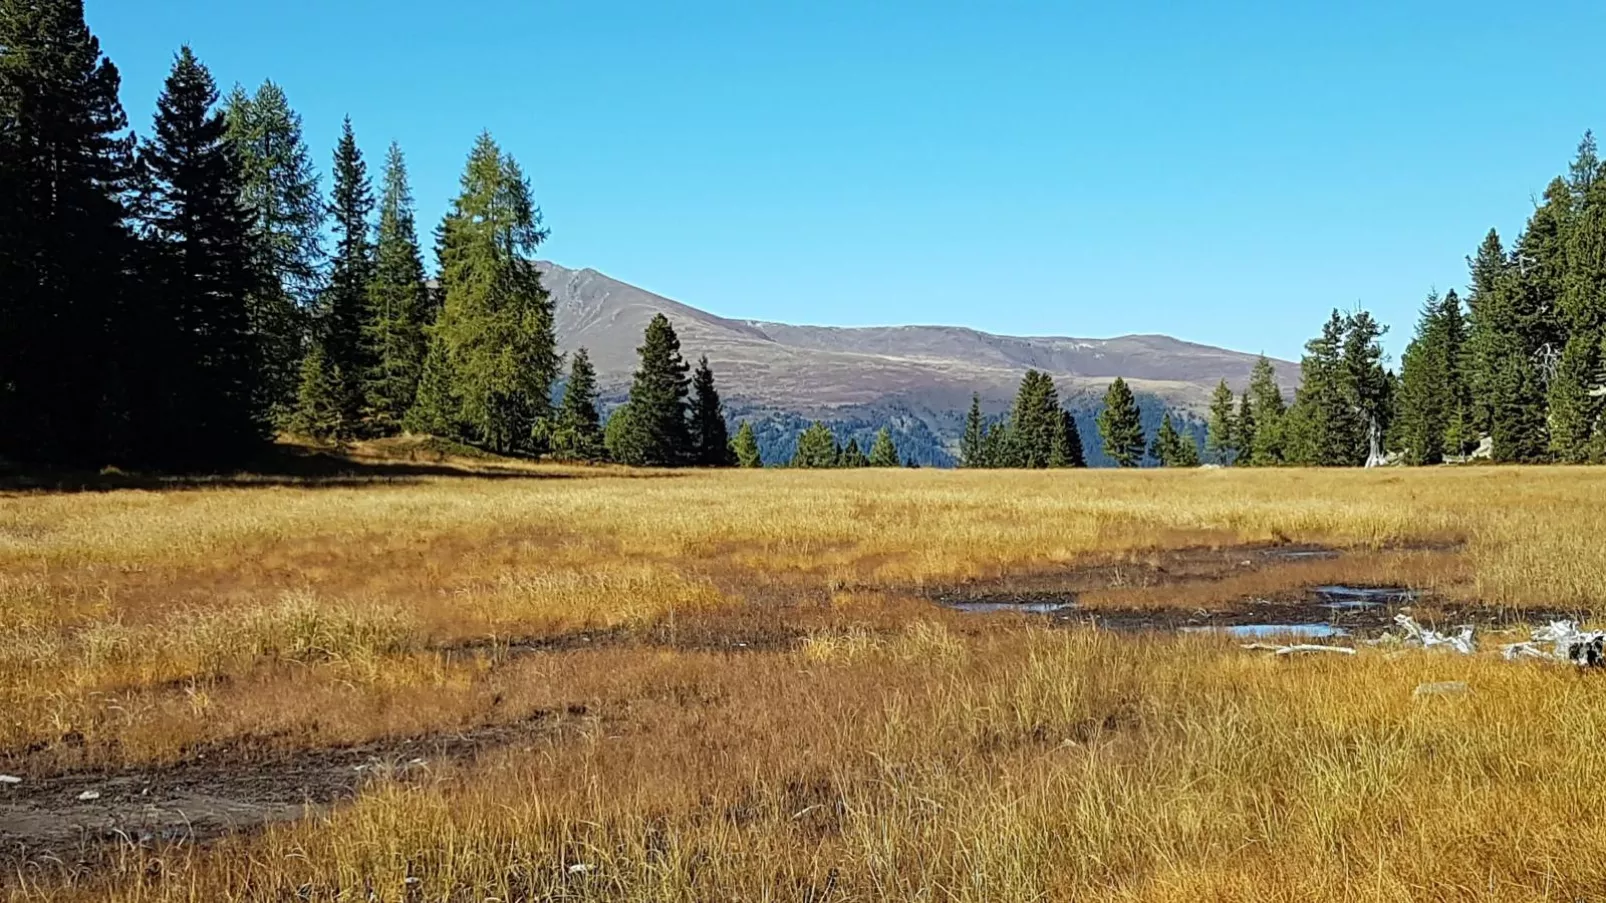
[
  {"left": 426, "top": 132, "right": 557, "bottom": 454},
  {"left": 1096, "top": 377, "right": 1145, "bottom": 468},
  {"left": 224, "top": 80, "right": 322, "bottom": 425}
]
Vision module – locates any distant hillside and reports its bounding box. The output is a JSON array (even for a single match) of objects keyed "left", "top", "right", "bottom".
[{"left": 541, "top": 261, "right": 1294, "bottom": 465}]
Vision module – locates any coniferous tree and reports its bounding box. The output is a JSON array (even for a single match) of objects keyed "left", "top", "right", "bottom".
[
  {"left": 1245, "top": 357, "right": 1285, "bottom": 465},
  {"left": 1205, "top": 379, "right": 1237, "bottom": 464},
  {"left": 689, "top": 355, "right": 734, "bottom": 466},
  {"left": 0, "top": 0, "right": 137, "bottom": 465},
  {"left": 1284, "top": 312, "right": 1358, "bottom": 466},
  {"left": 840, "top": 437, "right": 869, "bottom": 468},
  {"left": 1343, "top": 310, "right": 1391, "bottom": 462},
  {"left": 731, "top": 421, "right": 763, "bottom": 468},
  {"left": 960, "top": 394, "right": 987, "bottom": 467},
  {"left": 136, "top": 47, "right": 267, "bottom": 464},
  {"left": 1396, "top": 291, "right": 1453, "bottom": 465},
  {"left": 1150, "top": 413, "right": 1182, "bottom": 466},
  {"left": 869, "top": 427, "right": 900, "bottom": 467},
  {"left": 315, "top": 118, "right": 373, "bottom": 428},
  {"left": 1465, "top": 229, "right": 1513, "bottom": 435},
  {"left": 1547, "top": 333, "right": 1600, "bottom": 463},
  {"left": 791, "top": 422, "right": 838, "bottom": 468},
  {"left": 607, "top": 314, "right": 691, "bottom": 466},
  {"left": 1096, "top": 377, "right": 1145, "bottom": 467},
  {"left": 981, "top": 418, "right": 1012, "bottom": 468},
  {"left": 224, "top": 80, "right": 322, "bottom": 425},
  {"left": 1008, "top": 370, "right": 1065, "bottom": 468},
  {"left": 1060, "top": 409, "right": 1086, "bottom": 467},
  {"left": 550, "top": 348, "right": 604, "bottom": 462},
  {"left": 363, "top": 143, "right": 430, "bottom": 432},
  {"left": 1491, "top": 353, "right": 1549, "bottom": 462},
  {"left": 425, "top": 132, "right": 557, "bottom": 453},
  {"left": 287, "top": 341, "right": 347, "bottom": 442}
]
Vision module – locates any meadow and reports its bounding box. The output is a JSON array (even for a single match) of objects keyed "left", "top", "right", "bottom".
[{"left": 4, "top": 457, "right": 1606, "bottom": 901}]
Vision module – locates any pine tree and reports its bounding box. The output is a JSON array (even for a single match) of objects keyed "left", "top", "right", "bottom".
[
  {"left": 1465, "top": 229, "right": 1512, "bottom": 435},
  {"left": 1245, "top": 357, "right": 1285, "bottom": 465},
  {"left": 689, "top": 355, "right": 734, "bottom": 466},
  {"left": 224, "top": 80, "right": 321, "bottom": 425},
  {"left": 1343, "top": 310, "right": 1391, "bottom": 463},
  {"left": 427, "top": 132, "right": 557, "bottom": 453},
  {"left": 731, "top": 421, "right": 763, "bottom": 468},
  {"left": 136, "top": 47, "right": 267, "bottom": 464},
  {"left": 607, "top": 314, "right": 691, "bottom": 466},
  {"left": 1396, "top": 291, "right": 1452, "bottom": 465},
  {"left": 1205, "top": 379, "right": 1237, "bottom": 464},
  {"left": 791, "top": 422, "right": 838, "bottom": 468},
  {"left": 1060, "top": 409, "right": 1086, "bottom": 467},
  {"left": 1284, "top": 312, "right": 1359, "bottom": 466},
  {"left": 960, "top": 393, "right": 987, "bottom": 468},
  {"left": 363, "top": 144, "right": 430, "bottom": 433},
  {"left": 550, "top": 348, "right": 604, "bottom": 462},
  {"left": 869, "top": 427, "right": 900, "bottom": 467},
  {"left": 1096, "top": 377, "right": 1145, "bottom": 467},
  {"left": 0, "top": 0, "right": 137, "bottom": 465}
]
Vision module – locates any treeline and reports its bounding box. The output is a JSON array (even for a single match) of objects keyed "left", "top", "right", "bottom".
[{"left": 0, "top": 4, "right": 749, "bottom": 471}]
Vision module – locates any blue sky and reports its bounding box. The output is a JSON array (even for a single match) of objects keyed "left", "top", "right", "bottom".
[{"left": 87, "top": 1, "right": 1606, "bottom": 361}]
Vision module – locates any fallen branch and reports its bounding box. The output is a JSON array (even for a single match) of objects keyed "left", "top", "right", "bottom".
[
  {"left": 1393, "top": 614, "right": 1476, "bottom": 655},
  {"left": 1242, "top": 642, "right": 1356, "bottom": 656}
]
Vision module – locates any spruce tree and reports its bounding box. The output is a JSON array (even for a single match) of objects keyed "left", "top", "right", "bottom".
[
  {"left": 224, "top": 80, "right": 322, "bottom": 425},
  {"left": 1096, "top": 377, "right": 1145, "bottom": 467},
  {"left": 1396, "top": 291, "right": 1452, "bottom": 465},
  {"left": 1150, "top": 413, "right": 1181, "bottom": 466},
  {"left": 1284, "top": 312, "right": 1357, "bottom": 466},
  {"left": 136, "top": 47, "right": 267, "bottom": 464},
  {"left": 1465, "top": 229, "right": 1512, "bottom": 435},
  {"left": 981, "top": 418, "right": 1012, "bottom": 468},
  {"left": 311, "top": 117, "right": 373, "bottom": 433},
  {"left": 364, "top": 144, "right": 430, "bottom": 433},
  {"left": 1205, "top": 379, "right": 1237, "bottom": 464},
  {"left": 1060, "top": 409, "right": 1086, "bottom": 467},
  {"left": 428, "top": 132, "right": 557, "bottom": 453},
  {"left": 551, "top": 348, "right": 604, "bottom": 462},
  {"left": 1342, "top": 310, "right": 1391, "bottom": 463},
  {"left": 1245, "top": 356, "right": 1284, "bottom": 465},
  {"left": 0, "top": 0, "right": 137, "bottom": 465},
  {"left": 731, "top": 421, "right": 763, "bottom": 468},
  {"left": 840, "top": 437, "right": 870, "bottom": 468},
  {"left": 688, "top": 355, "right": 733, "bottom": 466},
  {"left": 960, "top": 394, "right": 988, "bottom": 467},
  {"left": 792, "top": 422, "right": 838, "bottom": 468},
  {"left": 1491, "top": 354, "right": 1549, "bottom": 462},
  {"left": 1547, "top": 333, "right": 1599, "bottom": 463},
  {"left": 287, "top": 342, "right": 347, "bottom": 442},
  {"left": 607, "top": 314, "right": 690, "bottom": 466},
  {"left": 1008, "top": 370, "right": 1064, "bottom": 468},
  {"left": 869, "top": 427, "right": 900, "bottom": 467}
]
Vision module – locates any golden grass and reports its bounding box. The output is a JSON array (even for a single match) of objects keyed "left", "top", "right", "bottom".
[{"left": 4, "top": 463, "right": 1606, "bottom": 900}]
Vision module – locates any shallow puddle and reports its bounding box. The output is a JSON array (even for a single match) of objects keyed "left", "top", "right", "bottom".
[
  {"left": 1181, "top": 623, "right": 1349, "bottom": 639},
  {"left": 1313, "top": 585, "right": 1418, "bottom": 609},
  {"left": 948, "top": 601, "right": 1074, "bottom": 615}
]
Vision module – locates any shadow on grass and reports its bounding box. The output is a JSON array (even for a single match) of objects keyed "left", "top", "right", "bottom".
[{"left": 0, "top": 443, "right": 683, "bottom": 494}]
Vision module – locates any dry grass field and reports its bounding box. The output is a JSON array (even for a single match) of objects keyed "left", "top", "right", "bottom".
[{"left": 4, "top": 455, "right": 1606, "bottom": 901}]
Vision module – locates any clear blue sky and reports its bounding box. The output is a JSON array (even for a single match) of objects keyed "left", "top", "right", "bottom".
[{"left": 87, "top": 0, "right": 1606, "bottom": 362}]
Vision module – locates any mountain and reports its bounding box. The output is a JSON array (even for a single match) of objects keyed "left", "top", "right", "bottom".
[{"left": 541, "top": 261, "right": 1297, "bottom": 465}]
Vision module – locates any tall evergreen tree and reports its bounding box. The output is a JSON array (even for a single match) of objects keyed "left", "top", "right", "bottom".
[
  {"left": 791, "top": 422, "right": 838, "bottom": 468},
  {"left": 1060, "top": 409, "right": 1086, "bottom": 467},
  {"left": 839, "top": 437, "right": 869, "bottom": 468},
  {"left": 319, "top": 118, "right": 373, "bottom": 420},
  {"left": 1096, "top": 377, "right": 1145, "bottom": 467},
  {"left": 1491, "top": 352, "right": 1549, "bottom": 463},
  {"left": 1150, "top": 413, "right": 1182, "bottom": 466},
  {"left": 363, "top": 143, "right": 430, "bottom": 433},
  {"left": 731, "top": 421, "right": 763, "bottom": 468},
  {"left": 1205, "top": 379, "right": 1237, "bottom": 464},
  {"left": 1245, "top": 357, "right": 1285, "bottom": 465},
  {"left": 960, "top": 394, "right": 988, "bottom": 468},
  {"left": 223, "top": 80, "right": 321, "bottom": 425},
  {"left": 0, "top": 0, "right": 137, "bottom": 465},
  {"left": 869, "top": 427, "right": 900, "bottom": 467},
  {"left": 1547, "top": 333, "right": 1599, "bottom": 463},
  {"left": 689, "top": 355, "right": 734, "bottom": 466},
  {"left": 550, "top": 348, "right": 604, "bottom": 462},
  {"left": 1343, "top": 310, "right": 1391, "bottom": 463},
  {"left": 1396, "top": 291, "right": 1454, "bottom": 465},
  {"left": 1284, "top": 312, "right": 1358, "bottom": 466},
  {"left": 424, "top": 132, "right": 557, "bottom": 453},
  {"left": 1008, "top": 370, "right": 1064, "bottom": 468},
  {"left": 606, "top": 314, "right": 691, "bottom": 466},
  {"left": 1465, "top": 229, "right": 1512, "bottom": 435}
]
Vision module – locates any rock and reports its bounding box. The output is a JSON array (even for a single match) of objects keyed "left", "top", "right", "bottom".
[
  {"left": 0, "top": 775, "right": 20, "bottom": 785},
  {"left": 1413, "top": 681, "right": 1470, "bottom": 698}
]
